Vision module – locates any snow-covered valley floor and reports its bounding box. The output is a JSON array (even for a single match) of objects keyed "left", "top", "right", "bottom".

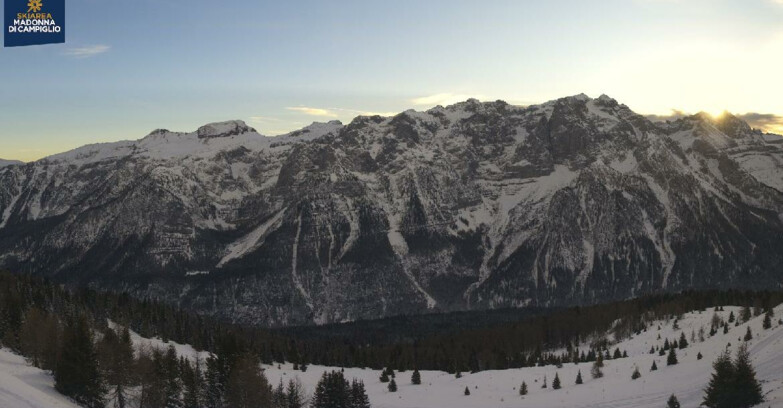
[{"left": 265, "top": 305, "right": 783, "bottom": 408}]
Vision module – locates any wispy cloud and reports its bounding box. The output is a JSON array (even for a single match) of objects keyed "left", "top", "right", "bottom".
[
  {"left": 285, "top": 107, "right": 338, "bottom": 117},
  {"left": 410, "top": 93, "right": 484, "bottom": 107},
  {"left": 64, "top": 44, "right": 111, "bottom": 58},
  {"left": 646, "top": 110, "right": 783, "bottom": 135},
  {"left": 645, "top": 109, "right": 688, "bottom": 122},
  {"left": 737, "top": 113, "right": 783, "bottom": 134},
  {"left": 285, "top": 106, "right": 397, "bottom": 118}
]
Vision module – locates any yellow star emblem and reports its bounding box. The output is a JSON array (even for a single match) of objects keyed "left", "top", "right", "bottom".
[{"left": 27, "top": 0, "right": 42, "bottom": 12}]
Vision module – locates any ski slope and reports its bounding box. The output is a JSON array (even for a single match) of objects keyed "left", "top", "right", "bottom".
[
  {"left": 0, "top": 348, "right": 79, "bottom": 408},
  {"left": 264, "top": 305, "right": 783, "bottom": 408}
]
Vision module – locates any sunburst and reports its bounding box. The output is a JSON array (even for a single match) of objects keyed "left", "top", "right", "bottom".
[{"left": 27, "top": 0, "right": 42, "bottom": 12}]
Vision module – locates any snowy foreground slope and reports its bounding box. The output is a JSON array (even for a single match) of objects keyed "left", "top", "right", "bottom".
[
  {"left": 265, "top": 305, "right": 783, "bottom": 408},
  {"left": 0, "top": 349, "right": 79, "bottom": 408},
  {"left": 1, "top": 305, "right": 781, "bottom": 407}
]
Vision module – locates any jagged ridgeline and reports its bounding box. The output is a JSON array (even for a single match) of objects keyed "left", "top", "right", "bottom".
[{"left": 1, "top": 95, "right": 782, "bottom": 327}]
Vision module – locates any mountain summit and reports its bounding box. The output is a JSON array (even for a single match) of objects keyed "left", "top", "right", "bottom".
[{"left": 1, "top": 95, "right": 782, "bottom": 327}]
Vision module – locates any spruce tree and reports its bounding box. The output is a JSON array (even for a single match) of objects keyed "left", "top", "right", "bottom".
[
  {"left": 631, "top": 366, "right": 641, "bottom": 380},
  {"left": 519, "top": 381, "right": 528, "bottom": 395},
  {"left": 679, "top": 332, "right": 688, "bottom": 349},
  {"left": 591, "top": 355, "right": 604, "bottom": 379},
  {"left": 350, "top": 379, "right": 371, "bottom": 408},
  {"left": 703, "top": 350, "right": 735, "bottom": 408},
  {"left": 732, "top": 344, "right": 763, "bottom": 407},
  {"left": 388, "top": 379, "right": 397, "bottom": 392},
  {"left": 203, "top": 354, "right": 227, "bottom": 408},
  {"left": 164, "top": 345, "right": 184, "bottom": 408},
  {"left": 542, "top": 375, "right": 547, "bottom": 388},
  {"left": 552, "top": 372, "right": 561, "bottom": 390},
  {"left": 744, "top": 327, "right": 753, "bottom": 341},
  {"left": 183, "top": 358, "right": 204, "bottom": 408},
  {"left": 464, "top": 386, "right": 470, "bottom": 396},
  {"left": 651, "top": 360, "right": 658, "bottom": 371},
  {"left": 697, "top": 352, "right": 703, "bottom": 360},
  {"left": 575, "top": 370, "right": 583, "bottom": 384},
  {"left": 723, "top": 324, "right": 729, "bottom": 334},
  {"left": 667, "top": 394, "right": 681, "bottom": 408},
  {"left": 411, "top": 369, "right": 421, "bottom": 385},
  {"left": 728, "top": 311, "right": 735, "bottom": 323},
  {"left": 312, "top": 370, "right": 351, "bottom": 408},
  {"left": 98, "top": 326, "right": 135, "bottom": 408},
  {"left": 226, "top": 353, "right": 271, "bottom": 408},
  {"left": 667, "top": 348, "right": 678, "bottom": 366},
  {"left": 741, "top": 306, "right": 751, "bottom": 323},
  {"left": 55, "top": 315, "right": 106, "bottom": 408},
  {"left": 379, "top": 370, "right": 389, "bottom": 383},
  {"left": 763, "top": 311, "right": 772, "bottom": 330}
]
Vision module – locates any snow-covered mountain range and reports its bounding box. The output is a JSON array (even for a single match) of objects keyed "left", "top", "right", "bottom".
[{"left": 1, "top": 94, "right": 782, "bottom": 327}]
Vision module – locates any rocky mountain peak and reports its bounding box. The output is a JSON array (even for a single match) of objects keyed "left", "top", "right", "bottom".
[
  {"left": 197, "top": 120, "right": 256, "bottom": 139},
  {"left": 1, "top": 95, "right": 781, "bottom": 327}
]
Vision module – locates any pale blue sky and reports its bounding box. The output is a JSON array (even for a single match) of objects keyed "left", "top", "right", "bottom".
[{"left": 1, "top": 0, "right": 782, "bottom": 161}]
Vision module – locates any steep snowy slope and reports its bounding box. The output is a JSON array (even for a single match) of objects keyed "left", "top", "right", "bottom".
[
  {"left": 0, "top": 348, "right": 80, "bottom": 408},
  {"left": 265, "top": 304, "right": 783, "bottom": 408},
  {"left": 1, "top": 95, "right": 782, "bottom": 326}
]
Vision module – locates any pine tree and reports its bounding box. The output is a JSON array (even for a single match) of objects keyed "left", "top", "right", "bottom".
[
  {"left": 164, "top": 345, "right": 183, "bottom": 408},
  {"left": 667, "top": 348, "right": 678, "bottom": 366},
  {"left": 697, "top": 352, "right": 703, "bottom": 360},
  {"left": 679, "top": 332, "right": 688, "bottom": 349},
  {"left": 649, "top": 346, "right": 654, "bottom": 354},
  {"left": 728, "top": 311, "right": 735, "bottom": 323},
  {"left": 631, "top": 366, "right": 641, "bottom": 380},
  {"left": 732, "top": 344, "right": 763, "bottom": 407},
  {"left": 464, "top": 386, "right": 470, "bottom": 396},
  {"left": 272, "top": 380, "right": 287, "bottom": 408},
  {"left": 379, "top": 370, "right": 389, "bottom": 383},
  {"left": 98, "top": 326, "right": 135, "bottom": 408},
  {"left": 763, "top": 310, "right": 772, "bottom": 330},
  {"left": 182, "top": 358, "right": 203, "bottom": 408},
  {"left": 312, "top": 370, "right": 351, "bottom": 408},
  {"left": 702, "top": 350, "right": 735, "bottom": 408},
  {"left": 226, "top": 353, "right": 271, "bottom": 408},
  {"left": 411, "top": 368, "right": 421, "bottom": 385},
  {"left": 744, "top": 327, "right": 753, "bottom": 341},
  {"left": 613, "top": 348, "right": 621, "bottom": 359},
  {"left": 723, "top": 324, "right": 729, "bottom": 334},
  {"left": 388, "top": 379, "right": 397, "bottom": 392},
  {"left": 741, "top": 306, "right": 752, "bottom": 323},
  {"left": 591, "top": 355, "right": 604, "bottom": 379},
  {"left": 519, "top": 381, "right": 528, "bottom": 395},
  {"left": 552, "top": 372, "right": 561, "bottom": 390},
  {"left": 651, "top": 360, "right": 658, "bottom": 371},
  {"left": 54, "top": 315, "right": 106, "bottom": 408},
  {"left": 203, "top": 353, "right": 227, "bottom": 408},
  {"left": 349, "top": 379, "right": 371, "bottom": 408},
  {"left": 667, "top": 394, "right": 680, "bottom": 408},
  {"left": 575, "top": 370, "right": 583, "bottom": 384}
]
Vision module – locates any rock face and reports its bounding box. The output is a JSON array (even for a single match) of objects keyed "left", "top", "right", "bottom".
[{"left": 1, "top": 95, "right": 782, "bottom": 327}]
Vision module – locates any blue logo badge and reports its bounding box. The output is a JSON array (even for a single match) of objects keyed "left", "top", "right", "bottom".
[{"left": 4, "top": 0, "right": 65, "bottom": 47}]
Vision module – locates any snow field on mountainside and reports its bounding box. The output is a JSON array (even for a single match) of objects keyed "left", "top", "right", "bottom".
[{"left": 264, "top": 305, "right": 783, "bottom": 408}]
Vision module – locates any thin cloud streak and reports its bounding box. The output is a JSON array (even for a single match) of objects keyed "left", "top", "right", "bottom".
[
  {"left": 285, "top": 107, "right": 338, "bottom": 117},
  {"left": 410, "top": 93, "right": 484, "bottom": 107},
  {"left": 63, "top": 45, "right": 111, "bottom": 58}
]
